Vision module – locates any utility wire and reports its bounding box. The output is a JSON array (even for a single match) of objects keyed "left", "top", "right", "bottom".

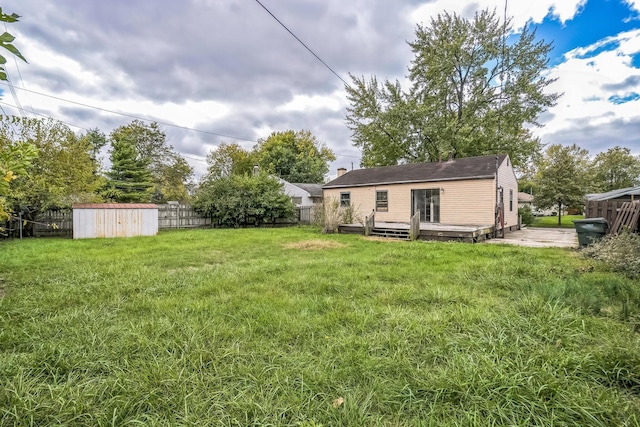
[
  {"left": 253, "top": 0, "right": 350, "bottom": 87},
  {"left": 0, "top": 95, "right": 361, "bottom": 162},
  {"left": 4, "top": 21, "right": 36, "bottom": 116},
  {"left": 0, "top": 82, "right": 258, "bottom": 143},
  {"left": 0, "top": 100, "right": 90, "bottom": 131}
]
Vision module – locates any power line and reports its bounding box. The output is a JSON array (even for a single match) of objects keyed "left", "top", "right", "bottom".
[
  {"left": 0, "top": 100, "right": 90, "bottom": 131},
  {"left": 0, "top": 82, "right": 258, "bottom": 143},
  {"left": 253, "top": 0, "right": 350, "bottom": 87},
  {"left": 0, "top": 84, "right": 361, "bottom": 161}
]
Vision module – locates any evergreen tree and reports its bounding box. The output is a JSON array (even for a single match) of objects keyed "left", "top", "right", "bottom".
[{"left": 105, "top": 139, "right": 153, "bottom": 203}]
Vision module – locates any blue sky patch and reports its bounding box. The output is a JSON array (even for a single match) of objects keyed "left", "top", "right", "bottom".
[
  {"left": 532, "top": 0, "right": 640, "bottom": 66},
  {"left": 608, "top": 92, "right": 640, "bottom": 104},
  {"left": 631, "top": 53, "right": 640, "bottom": 68}
]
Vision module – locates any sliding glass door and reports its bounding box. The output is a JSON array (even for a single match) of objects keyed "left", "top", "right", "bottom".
[{"left": 411, "top": 189, "right": 440, "bottom": 223}]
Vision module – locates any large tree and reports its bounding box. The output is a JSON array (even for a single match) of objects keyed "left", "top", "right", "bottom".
[
  {"left": 591, "top": 146, "right": 640, "bottom": 192},
  {"left": 204, "top": 142, "right": 255, "bottom": 181},
  {"left": 109, "top": 120, "right": 193, "bottom": 203},
  {"left": 253, "top": 130, "right": 335, "bottom": 183},
  {"left": 346, "top": 9, "right": 559, "bottom": 168},
  {"left": 1, "top": 117, "right": 102, "bottom": 235},
  {"left": 534, "top": 144, "right": 591, "bottom": 226}
]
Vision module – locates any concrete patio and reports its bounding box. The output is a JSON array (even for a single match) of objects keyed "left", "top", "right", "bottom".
[{"left": 485, "top": 227, "right": 578, "bottom": 248}]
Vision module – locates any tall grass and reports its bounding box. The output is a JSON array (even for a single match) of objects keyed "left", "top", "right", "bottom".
[{"left": 1, "top": 228, "right": 639, "bottom": 425}]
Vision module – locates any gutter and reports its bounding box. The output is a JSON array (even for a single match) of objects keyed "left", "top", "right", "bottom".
[{"left": 322, "top": 174, "right": 496, "bottom": 189}]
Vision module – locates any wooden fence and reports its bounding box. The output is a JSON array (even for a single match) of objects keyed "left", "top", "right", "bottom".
[
  {"left": 3, "top": 204, "right": 316, "bottom": 238},
  {"left": 585, "top": 200, "right": 629, "bottom": 226},
  {"left": 157, "top": 204, "right": 211, "bottom": 229}
]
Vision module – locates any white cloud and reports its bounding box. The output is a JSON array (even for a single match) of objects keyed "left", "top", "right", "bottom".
[
  {"left": 410, "top": 0, "right": 587, "bottom": 31},
  {"left": 537, "top": 28, "right": 640, "bottom": 153}
]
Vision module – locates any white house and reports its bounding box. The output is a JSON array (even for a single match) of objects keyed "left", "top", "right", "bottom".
[{"left": 277, "top": 178, "right": 323, "bottom": 207}]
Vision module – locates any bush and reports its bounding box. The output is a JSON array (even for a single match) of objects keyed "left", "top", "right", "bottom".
[
  {"left": 518, "top": 205, "right": 535, "bottom": 227},
  {"left": 582, "top": 231, "right": 640, "bottom": 279},
  {"left": 193, "top": 173, "right": 295, "bottom": 227},
  {"left": 320, "top": 197, "right": 362, "bottom": 233}
]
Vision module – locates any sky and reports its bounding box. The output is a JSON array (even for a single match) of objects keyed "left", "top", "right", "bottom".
[{"left": 3, "top": 0, "right": 640, "bottom": 180}]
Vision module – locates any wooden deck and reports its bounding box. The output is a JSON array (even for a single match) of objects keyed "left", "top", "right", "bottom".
[{"left": 339, "top": 221, "right": 495, "bottom": 243}]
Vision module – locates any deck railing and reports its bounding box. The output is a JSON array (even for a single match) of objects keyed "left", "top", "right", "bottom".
[
  {"left": 410, "top": 210, "right": 420, "bottom": 241},
  {"left": 364, "top": 210, "right": 375, "bottom": 236}
]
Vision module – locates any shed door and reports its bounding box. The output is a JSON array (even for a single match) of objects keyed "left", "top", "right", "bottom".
[{"left": 411, "top": 189, "right": 440, "bottom": 223}]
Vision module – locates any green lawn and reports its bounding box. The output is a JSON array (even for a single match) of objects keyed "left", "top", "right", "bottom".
[
  {"left": 1, "top": 228, "right": 639, "bottom": 426},
  {"left": 534, "top": 214, "right": 584, "bottom": 228}
]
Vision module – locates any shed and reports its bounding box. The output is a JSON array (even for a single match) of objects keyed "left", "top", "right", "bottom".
[{"left": 72, "top": 203, "right": 158, "bottom": 239}]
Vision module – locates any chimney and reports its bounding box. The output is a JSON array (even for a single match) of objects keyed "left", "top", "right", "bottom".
[
  {"left": 253, "top": 165, "right": 259, "bottom": 176},
  {"left": 337, "top": 167, "right": 347, "bottom": 177}
]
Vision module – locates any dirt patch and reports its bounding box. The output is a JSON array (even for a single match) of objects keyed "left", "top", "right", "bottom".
[{"left": 283, "top": 240, "right": 346, "bottom": 250}]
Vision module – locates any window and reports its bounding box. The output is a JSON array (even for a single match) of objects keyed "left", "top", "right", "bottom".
[
  {"left": 509, "top": 189, "right": 513, "bottom": 212},
  {"left": 340, "top": 192, "right": 350, "bottom": 207},
  {"left": 291, "top": 197, "right": 302, "bottom": 205},
  {"left": 376, "top": 191, "right": 388, "bottom": 212}
]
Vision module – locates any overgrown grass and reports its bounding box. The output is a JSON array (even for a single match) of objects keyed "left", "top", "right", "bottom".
[
  {"left": 1, "top": 227, "right": 639, "bottom": 426},
  {"left": 534, "top": 214, "right": 584, "bottom": 228}
]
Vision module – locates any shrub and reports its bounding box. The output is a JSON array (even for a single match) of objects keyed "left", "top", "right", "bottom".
[
  {"left": 320, "top": 197, "right": 362, "bottom": 233},
  {"left": 193, "top": 173, "right": 295, "bottom": 227},
  {"left": 518, "top": 205, "right": 535, "bottom": 227},
  {"left": 582, "top": 231, "right": 640, "bottom": 279}
]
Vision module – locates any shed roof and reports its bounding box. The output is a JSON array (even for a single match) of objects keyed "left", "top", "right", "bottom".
[
  {"left": 290, "top": 183, "right": 323, "bottom": 197},
  {"left": 323, "top": 154, "right": 508, "bottom": 189},
  {"left": 586, "top": 186, "right": 640, "bottom": 201},
  {"left": 73, "top": 203, "right": 158, "bottom": 209}
]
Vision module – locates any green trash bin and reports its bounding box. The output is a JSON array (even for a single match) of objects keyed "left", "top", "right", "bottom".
[{"left": 573, "top": 217, "right": 609, "bottom": 247}]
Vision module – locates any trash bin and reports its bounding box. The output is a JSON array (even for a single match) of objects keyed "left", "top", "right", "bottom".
[{"left": 573, "top": 217, "right": 609, "bottom": 247}]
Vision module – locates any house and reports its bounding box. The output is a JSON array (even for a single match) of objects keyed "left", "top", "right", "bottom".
[
  {"left": 277, "top": 178, "right": 323, "bottom": 207},
  {"left": 518, "top": 192, "right": 534, "bottom": 209},
  {"left": 322, "top": 154, "right": 518, "bottom": 233}
]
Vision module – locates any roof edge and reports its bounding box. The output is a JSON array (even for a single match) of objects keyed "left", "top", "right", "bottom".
[{"left": 323, "top": 175, "right": 495, "bottom": 189}]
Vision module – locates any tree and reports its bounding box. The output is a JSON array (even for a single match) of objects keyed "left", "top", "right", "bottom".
[
  {"left": 253, "top": 130, "right": 335, "bottom": 183},
  {"left": 109, "top": 120, "right": 193, "bottom": 203},
  {"left": 0, "top": 140, "right": 37, "bottom": 221},
  {"left": 194, "top": 173, "right": 294, "bottom": 227},
  {"left": 1, "top": 117, "right": 102, "bottom": 235},
  {"left": 591, "top": 146, "right": 640, "bottom": 192},
  {"left": 0, "top": 6, "right": 32, "bottom": 223},
  {"left": 204, "top": 142, "right": 255, "bottom": 181},
  {"left": 0, "top": 7, "right": 27, "bottom": 81},
  {"left": 104, "top": 139, "right": 153, "bottom": 203},
  {"left": 534, "top": 144, "right": 591, "bottom": 226},
  {"left": 345, "top": 9, "right": 559, "bottom": 168}
]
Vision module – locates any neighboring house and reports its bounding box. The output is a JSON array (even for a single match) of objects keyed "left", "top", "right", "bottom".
[
  {"left": 323, "top": 154, "right": 519, "bottom": 232},
  {"left": 518, "top": 192, "right": 534, "bottom": 209},
  {"left": 517, "top": 192, "right": 556, "bottom": 216},
  {"left": 586, "top": 186, "right": 640, "bottom": 202},
  {"left": 277, "top": 178, "right": 323, "bottom": 207}
]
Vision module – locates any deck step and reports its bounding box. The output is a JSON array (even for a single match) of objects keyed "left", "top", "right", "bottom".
[{"left": 369, "top": 228, "right": 410, "bottom": 240}]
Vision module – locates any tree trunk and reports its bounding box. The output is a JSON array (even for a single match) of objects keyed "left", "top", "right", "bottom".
[{"left": 557, "top": 201, "right": 562, "bottom": 226}]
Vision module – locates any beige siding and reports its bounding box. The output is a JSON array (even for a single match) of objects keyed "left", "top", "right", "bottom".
[
  {"left": 324, "top": 178, "right": 496, "bottom": 226},
  {"left": 497, "top": 155, "right": 519, "bottom": 229},
  {"left": 323, "top": 156, "right": 519, "bottom": 230}
]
